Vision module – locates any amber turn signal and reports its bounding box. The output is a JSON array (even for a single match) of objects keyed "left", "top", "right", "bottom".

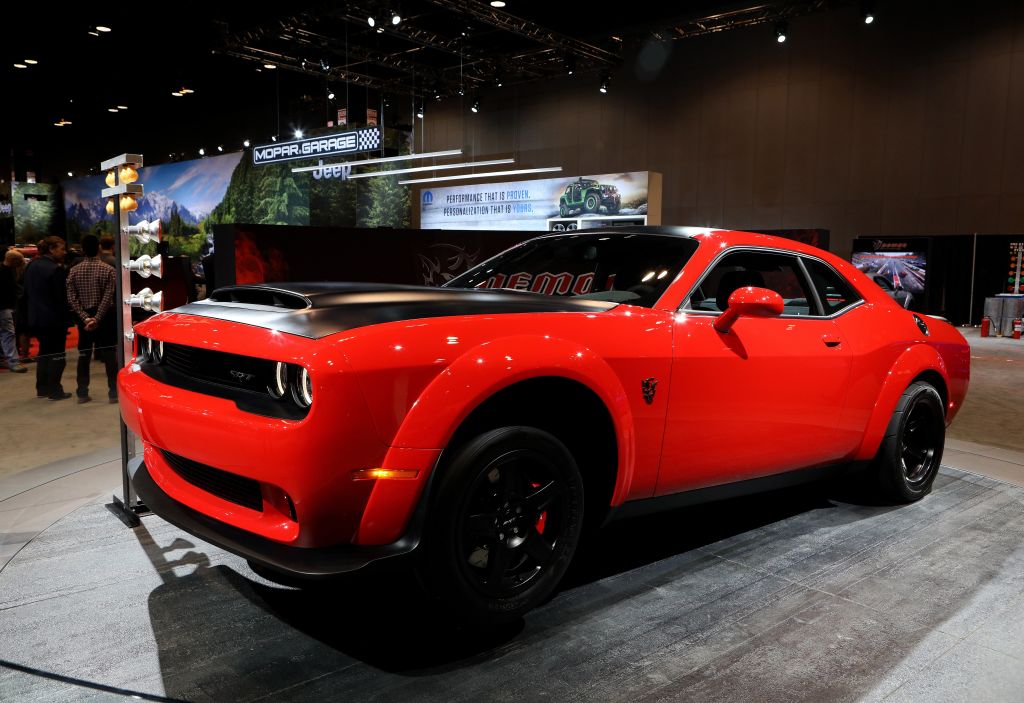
[{"left": 350, "top": 468, "right": 420, "bottom": 481}]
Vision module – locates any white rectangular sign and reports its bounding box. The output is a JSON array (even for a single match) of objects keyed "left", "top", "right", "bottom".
[{"left": 419, "top": 171, "right": 650, "bottom": 230}]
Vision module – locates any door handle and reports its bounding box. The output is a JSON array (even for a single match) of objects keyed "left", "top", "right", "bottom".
[{"left": 822, "top": 335, "right": 842, "bottom": 348}]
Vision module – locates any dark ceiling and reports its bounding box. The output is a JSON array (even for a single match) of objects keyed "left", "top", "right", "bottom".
[{"left": 2, "top": 0, "right": 844, "bottom": 179}]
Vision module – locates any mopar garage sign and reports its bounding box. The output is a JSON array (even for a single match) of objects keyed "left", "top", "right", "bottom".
[{"left": 252, "top": 127, "right": 381, "bottom": 166}]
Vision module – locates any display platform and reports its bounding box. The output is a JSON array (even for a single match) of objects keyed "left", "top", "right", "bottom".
[{"left": 2, "top": 466, "right": 1024, "bottom": 702}]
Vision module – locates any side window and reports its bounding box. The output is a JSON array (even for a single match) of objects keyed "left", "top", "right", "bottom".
[
  {"left": 804, "top": 259, "right": 862, "bottom": 315},
  {"left": 685, "top": 250, "right": 815, "bottom": 316}
]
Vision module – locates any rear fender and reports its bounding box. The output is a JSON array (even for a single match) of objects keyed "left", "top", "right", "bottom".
[{"left": 852, "top": 344, "right": 948, "bottom": 461}]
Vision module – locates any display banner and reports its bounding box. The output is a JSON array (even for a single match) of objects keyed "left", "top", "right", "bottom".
[
  {"left": 367, "top": 108, "right": 378, "bottom": 126},
  {"left": 252, "top": 126, "right": 381, "bottom": 166},
  {"left": 419, "top": 171, "right": 651, "bottom": 231}
]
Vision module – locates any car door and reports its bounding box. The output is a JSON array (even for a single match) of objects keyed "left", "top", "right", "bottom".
[{"left": 657, "top": 249, "right": 853, "bottom": 495}]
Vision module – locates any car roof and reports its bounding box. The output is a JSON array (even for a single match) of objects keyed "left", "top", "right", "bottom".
[{"left": 533, "top": 226, "right": 832, "bottom": 258}]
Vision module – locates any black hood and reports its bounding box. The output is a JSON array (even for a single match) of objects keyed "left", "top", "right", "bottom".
[{"left": 169, "top": 283, "right": 617, "bottom": 339}]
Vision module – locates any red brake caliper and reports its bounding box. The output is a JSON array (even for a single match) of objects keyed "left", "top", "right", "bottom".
[{"left": 531, "top": 481, "right": 547, "bottom": 534}]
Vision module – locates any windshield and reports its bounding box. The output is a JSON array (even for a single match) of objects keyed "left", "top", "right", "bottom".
[{"left": 444, "top": 233, "right": 700, "bottom": 307}]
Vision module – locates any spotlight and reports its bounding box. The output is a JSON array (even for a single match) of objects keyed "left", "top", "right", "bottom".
[
  {"left": 863, "top": 12, "right": 874, "bottom": 24},
  {"left": 124, "top": 220, "right": 162, "bottom": 243},
  {"left": 294, "top": 129, "right": 304, "bottom": 139},
  {"left": 96, "top": 25, "right": 111, "bottom": 32},
  {"left": 126, "top": 254, "right": 163, "bottom": 278},
  {"left": 13, "top": 63, "right": 27, "bottom": 69},
  {"left": 127, "top": 288, "right": 162, "bottom": 313},
  {"left": 198, "top": 147, "right": 205, "bottom": 156},
  {"left": 328, "top": 89, "right": 335, "bottom": 100},
  {"left": 24, "top": 59, "right": 38, "bottom": 65},
  {"left": 458, "top": 85, "right": 465, "bottom": 96},
  {"left": 566, "top": 56, "right": 576, "bottom": 76},
  {"left": 108, "top": 107, "right": 119, "bottom": 112},
  {"left": 217, "top": 145, "right": 223, "bottom": 152},
  {"left": 171, "top": 92, "right": 183, "bottom": 97},
  {"left": 320, "top": 58, "right": 330, "bottom": 71},
  {"left": 243, "top": 139, "right": 250, "bottom": 147},
  {"left": 599, "top": 73, "right": 610, "bottom": 93},
  {"left": 391, "top": 11, "right": 401, "bottom": 25},
  {"left": 470, "top": 97, "right": 480, "bottom": 113},
  {"left": 368, "top": 15, "right": 376, "bottom": 27},
  {"left": 271, "top": 136, "right": 277, "bottom": 142},
  {"left": 862, "top": 2, "right": 875, "bottom": 24},
  {"left": 117, "top": 105, "right": 127, "bottom": 110},
  {"left": 490, "top": 0, "right": 506, "bottom": 6},
  {"left": 775, "top": 21, "right": 787, "bottom": 43},
  {"left": 416, "top": 103, "right": 424, "bottom": 119},
  {"left": 67, "top": 171, "right": 73, "bottom": 177},
  {"left": 263, "top": 63, "right": 276, "bottom": 70}
]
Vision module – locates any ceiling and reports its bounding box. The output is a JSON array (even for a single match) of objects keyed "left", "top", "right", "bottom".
[{"left": 2, "top": 0, "right": 844, "bottom": 179}]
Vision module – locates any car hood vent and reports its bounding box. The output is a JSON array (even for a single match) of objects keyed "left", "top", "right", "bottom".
[
  {"left": 206, "top": 286, "right": 312, "bottom": 310},
  {"left": 171, "top": 282, "right": 617, "bottom": 339}
]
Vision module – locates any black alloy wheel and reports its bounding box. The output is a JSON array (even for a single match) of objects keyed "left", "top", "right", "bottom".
[
  {"left": 873, "top": 381, "right": 945, "bottom": 502},
  {"left": 421, "top": 426, "right": 584, "bottom": 624}
]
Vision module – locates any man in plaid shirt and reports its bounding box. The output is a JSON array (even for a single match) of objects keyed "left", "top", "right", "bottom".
[{"left": 66, "top": 234, "right": 118, "bottom": 403}]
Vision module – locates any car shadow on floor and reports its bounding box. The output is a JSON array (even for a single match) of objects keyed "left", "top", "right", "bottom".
[{"left": 135, "top": 472, "right": 906, "bottom": 695}]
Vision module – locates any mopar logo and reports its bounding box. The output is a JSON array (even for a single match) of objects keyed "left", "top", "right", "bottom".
[
  {"left": 230, "top": 370, "right": 255, "bottom": 383},
  {"left": 422, "top": 191, "right": 433, "bottom": 205}
]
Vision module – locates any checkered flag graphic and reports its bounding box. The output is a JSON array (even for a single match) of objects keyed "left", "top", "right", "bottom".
[{"left": 358, "top": 128, "right": 381, "bottom": 151}]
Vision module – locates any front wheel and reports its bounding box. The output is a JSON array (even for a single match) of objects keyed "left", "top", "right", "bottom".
[
  {"left": 584, "top": 193, "right": 599, "bottom": 212},
  {"left": 872, "top": 381, "right": 945, "bottom": 502},
  {"left": 419, "top": 427, "right": 584, "bottom": 624}
]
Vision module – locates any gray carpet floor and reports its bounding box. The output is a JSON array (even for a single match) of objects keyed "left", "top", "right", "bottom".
[{"left": 1, "top": 466, "right": 1023, "bottom": 702}]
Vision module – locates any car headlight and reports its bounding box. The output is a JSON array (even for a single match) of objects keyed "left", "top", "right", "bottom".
[
  {"left": 269, "top": 361, "right": 288, "bottom": 398},
  {"left": 294, "top": 367, "right": 313, "bottom": 407}
]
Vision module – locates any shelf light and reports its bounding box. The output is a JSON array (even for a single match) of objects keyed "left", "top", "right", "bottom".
[
  {"left": 399, "top": 166, "right": 563, "bottom": 185},
  {"left": 346, "top": 158, "right": 514, "bottom": 180},
  {"left": 290, "top": 148, "right": 463, "bottom": 174}
]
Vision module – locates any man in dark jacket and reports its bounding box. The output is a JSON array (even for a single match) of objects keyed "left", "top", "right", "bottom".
[
  {"left": 0, "top": 249, "right": 27, "bottom": 372},
  {"left": 25, "top": 236, "right": 71, "bottom": 399}
]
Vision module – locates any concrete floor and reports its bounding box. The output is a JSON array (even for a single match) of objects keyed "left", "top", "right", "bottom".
[{"left": 0, "top": 326, "right": 1022, "bottom": 701}]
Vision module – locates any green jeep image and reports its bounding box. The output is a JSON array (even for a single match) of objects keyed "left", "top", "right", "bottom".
[{"left": 558, "top": 177, "right": 621, "bottom": 216}]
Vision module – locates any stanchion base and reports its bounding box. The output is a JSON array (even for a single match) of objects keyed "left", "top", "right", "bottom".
[{"left": 106, "top": 495, "right": 151, "bottom": 528}]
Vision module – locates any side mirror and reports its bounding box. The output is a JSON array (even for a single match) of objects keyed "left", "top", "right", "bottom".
[{"left": 713, "top": 286, "right": 784, "bottom": 333}]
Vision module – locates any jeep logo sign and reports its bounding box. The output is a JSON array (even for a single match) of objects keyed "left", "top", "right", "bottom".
[{"left": 252, "top": 127, "right": 381, "bottom": 166}]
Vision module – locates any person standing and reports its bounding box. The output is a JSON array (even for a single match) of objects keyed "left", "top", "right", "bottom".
[
  {"left": 66, "top": 234, "right": 117, "bottom": 403},
  {"left": 25, "top": 235, "right": 71, "bottom": 400},
  {"left": 99, "top": 236, "right": 116, "bottom": 268},
  {"left": 0, "top": 249, "right": 27, "bottom": 372}
]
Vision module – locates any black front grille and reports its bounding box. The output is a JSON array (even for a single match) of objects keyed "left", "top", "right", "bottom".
[
  {"left": 161, "top": 450, "right": 263, "bottom": 512},
  {"left": 161, "top": 342, "right": 276, "bottom": 393}
]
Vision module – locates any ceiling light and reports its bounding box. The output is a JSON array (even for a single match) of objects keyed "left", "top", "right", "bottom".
[
  {"left": 88, "top": 30, "right": 99, "bottom": 36},
  {"left": 328, "top": 90, "right": 335, "bottom": 100},
  {"left": 470, "top": 98, "right": 480, "bottom": 113},
  {"left": 171, "top": 92, "right": 183, "bottom": 96},
  {"left": 243, "top": 139, "right": 251, "bottom": 148},
  {"left": 391, "top": 11, "right": 401, "bottom": 25},
  {"left": 775, "top": 21, "right": 788, "bottom": 43},
  {"left": 198, "top": 148, "right": 205, "bottom": 156},
  {"left": 117, "top": 105, "right": 128, "bottom": 110},
  {"left": 294, "top": 129, "right": 304, "bottom": 139},
  {"left": 67, "top": 171, "right": 73, "bottom": 177},
  {"left": 599, "top": 73, "right": 610, "bottom": 93},
  {"left": 217, "top": 145, "right": 224, "bottom": 152},
  {"left": 108, "top": 108, "right": 118, "bottom": 112},
  {"left": 96, "top": 25, "right": 112, "bottom": 32},
  {"left": 399, "top": 166, "right": 563, "bottom": 185},
  {"left": 863, "top": 12, "right": 874, "bottom": 24},
  {"left": 290, "top": 148, "right": 463, "bottom": 174},
  {"left": 13, "top": 63, "right": 27, "bottom": 69},
  {"left": 263, "top": 63, "right": 276, "bottom": 70},
  {"left": 181, "top": 88, "right": 194, "bottom": 94},
  {"left": 320, "top": 58, "right": 330, "bottom": 71},
  {"left": 271, "top": 136, "right": 277, "bottom": 142},
  {"left": 368, "top": 15, "right": 376, "bottom": 27},
  {"left": 416, "top": 103, "right": 424, "bottom": 119},
  {"left": 24, "top": 59, "right": 38, "bottom": 65},
  {"left": 491, "top": 1, "right": 506, "bottom": 6}
]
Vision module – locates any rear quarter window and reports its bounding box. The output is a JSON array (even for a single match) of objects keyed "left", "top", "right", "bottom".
[{"left": 804, "top": 258, "right": 863, "bottom": 315}]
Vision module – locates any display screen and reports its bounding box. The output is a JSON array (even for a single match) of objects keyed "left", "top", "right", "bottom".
[{"left": 852, "top": 251, "right": 928, "bottom": 295}]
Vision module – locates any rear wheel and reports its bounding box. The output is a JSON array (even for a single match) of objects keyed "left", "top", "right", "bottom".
[
  {"left": 420, "top": 427, "right": 584, "bottom": 624},
  {"left": 872, "top": 381, "right": 945, "bottom": 502},
  {"left": 559, "top": 202, "right": 568, "bottom": 217}
]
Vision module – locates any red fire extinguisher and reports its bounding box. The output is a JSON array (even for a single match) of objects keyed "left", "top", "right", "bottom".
[
  {"left": 1014, "top": 318, "right": 1022, "bottom": 340},
  {"left": 981, "top": 317, "right": 991, "bottom": 337}
]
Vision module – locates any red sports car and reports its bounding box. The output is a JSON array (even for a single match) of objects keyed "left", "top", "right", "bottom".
[{"left": 119, "top": 227, "right": 970, "bottom": 623}]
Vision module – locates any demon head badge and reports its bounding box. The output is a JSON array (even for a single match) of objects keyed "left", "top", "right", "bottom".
[{"left": 641, "top": 377, "right": 658, "bottom": 405}]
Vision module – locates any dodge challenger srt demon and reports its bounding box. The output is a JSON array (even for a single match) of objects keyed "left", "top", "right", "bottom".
[{"left": 119, "top": 227, "right": 970, "bottom": 623}]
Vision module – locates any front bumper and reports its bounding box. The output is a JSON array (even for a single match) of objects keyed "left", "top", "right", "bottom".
[{"left": 130, "top": 458, "right": 422, "bottom": 577}]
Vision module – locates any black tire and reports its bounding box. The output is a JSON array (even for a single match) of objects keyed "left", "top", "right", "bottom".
[
  {"left": 584, "top": 193, "right": 599, "bottom": 213},
  {"left": 872, "top": 381, "right": 945, "bottom": 503},
  {"left": 559, "top": 202, "right": 568, "bottom": 217},
  {"left": 419, "top": 426, "right": 584, "bottom": 625}
]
